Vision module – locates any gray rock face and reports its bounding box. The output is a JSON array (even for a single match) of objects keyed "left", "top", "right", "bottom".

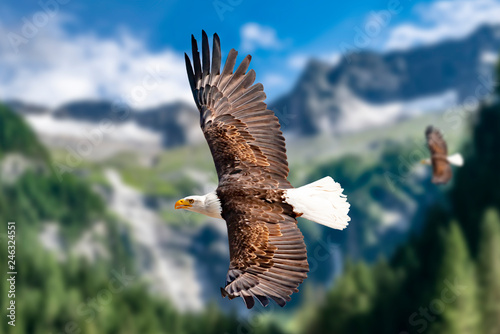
[
  {"left": 271, "top": 24, "right": 500, "bottom": 135},
  {"left": 134, "top": 103, "right": 200, "bottom": 147},
  {"left": 5, "top": 100, "right": 49, "bottom": 115},
  {"left": 17, "top": 100, "right": 200, "bottom": 148}
]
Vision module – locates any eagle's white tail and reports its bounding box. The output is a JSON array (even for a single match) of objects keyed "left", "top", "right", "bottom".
[
  {"left": 447, "top": 153, "right": 464, "bottom": 166},
  {"left": 284, "top": 177, "right": 350, "bottom": 230}
]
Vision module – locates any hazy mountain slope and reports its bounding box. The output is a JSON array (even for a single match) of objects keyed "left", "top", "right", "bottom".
[
  {"left": 11, "top": 100, "right": 200, "bottom": 150},
  {"left": 0, "top": 104, "right": 224, "bottom": 312}
]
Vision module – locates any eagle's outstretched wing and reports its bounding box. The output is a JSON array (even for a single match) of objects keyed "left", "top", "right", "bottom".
[
  {"left": 218, "top": 187, "right": 308, "bottom": 309},
  {"left": 184, "top": 31, "right": 291, "bottom": 189},
  {"left": 426, "top": 125, "right": 452, "bottom": 184}
]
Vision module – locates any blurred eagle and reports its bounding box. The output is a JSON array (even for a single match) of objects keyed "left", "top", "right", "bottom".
[
  {"left": 421, "top": 125, "right": 463, "bottom": 184},
  {"left": 174, "top": 31, "right": 350, "bottom": 309}
]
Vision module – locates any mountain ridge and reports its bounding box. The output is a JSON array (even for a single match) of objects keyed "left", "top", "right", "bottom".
[
  {"left": 271, "top": 24, "right": 500, "bottom": 135},
  {"left": 7, "top": 24, "right": 500, "bottom": 146}
]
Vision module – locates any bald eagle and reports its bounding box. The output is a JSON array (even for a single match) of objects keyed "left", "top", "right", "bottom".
[
  {"left": 421, "top": 125, "right": 463, "bottom": 184},
  {"left": 175, "top": 31, "right": 350, "bottom": 309}
]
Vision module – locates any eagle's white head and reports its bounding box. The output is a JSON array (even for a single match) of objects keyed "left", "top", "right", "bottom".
[{"left": 174, "top": 192, "right": 223, "bottom": 219}]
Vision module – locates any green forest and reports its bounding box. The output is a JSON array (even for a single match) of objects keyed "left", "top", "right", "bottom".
[
  {"left": 0, "top": 104, "right": 273, "bottom": 334},
  {"left": 305, "top": 62, "right": 500, "bottom": 334},
  {"left": 0, "top": 63, "right": 499, "bottom": 334}
]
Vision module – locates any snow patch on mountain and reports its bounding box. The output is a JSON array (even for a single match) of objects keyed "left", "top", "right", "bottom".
[
  {"left": 25, "top": 113, "right": 161, "bottom": 146},
  {"left": 39, "top": 223, "right": 65, "bottom": 260},
  {"left": 337, "top": 87, "right": 457, "bottom": 132},
  {"left": 481, "top": 51, "right": 499, "bottom": 64},
  {"left": 105, "top": 168, "right": 204, "bottom": 311},
  {"left": 39, "top": 221, "right": 110, "bottom": 262}
]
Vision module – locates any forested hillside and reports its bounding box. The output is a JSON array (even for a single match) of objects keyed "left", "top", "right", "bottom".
[
  {"left": 304, "top": 63, "right": 500, "bottom": 334},
  {"left": 0, "top": 104, "right": 281, "bottom": 334}
]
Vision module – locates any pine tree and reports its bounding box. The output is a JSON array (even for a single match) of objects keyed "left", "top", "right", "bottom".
[
  {"left": 369, "top": 258, "right": 402, "bottom": 334},
  {"left": 496, "top": 56, "right": 500, "bottom": 95},
  {"left": 451, "top": 53, "right": 500, "bottom": 255},
  {"left": 428, "top": 222, "right": 480, "bottom": 334},
  {"left": 477, "top": 208, "right": 500, "bottom": 334},
  {"left": 309, "top": 261, "right": 375, "bottom": 334},
  {"left": 0, "top": 104, "right": 48, "bottom": 160}
]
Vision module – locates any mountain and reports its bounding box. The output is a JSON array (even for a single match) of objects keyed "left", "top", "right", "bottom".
[
  {"left": 134, "top": 102, "right": 202, "bottom": 147},
  {"left": 4, "top": 100, "right": 49, "bottom": 115},
  {"left": 9, "top": 25, "right": 500, "bottom": 150},
  {"left": 271, "top": 24, "right": 500, "bottom": 135},
  {"left": 52, "top": 100, "right": 201, "bottom": 147},
  {"left": 5, "top": 100, "right": 202, "bottom": 159}
]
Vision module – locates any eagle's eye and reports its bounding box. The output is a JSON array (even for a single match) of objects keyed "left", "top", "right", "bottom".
[{"left": 188, "top": 199, "right": 195, "bottom": 204}]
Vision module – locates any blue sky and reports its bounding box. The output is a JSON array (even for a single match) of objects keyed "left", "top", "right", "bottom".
[
  {"left": 2, "top": 0, "right": 431, "bottom": 50},
  {"left": 1, "top": 0, "right": 499, "bottom": 108}
]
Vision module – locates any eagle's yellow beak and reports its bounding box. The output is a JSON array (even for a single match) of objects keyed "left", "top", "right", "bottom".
[
  {"left": 175, "top": 199, "right": 192, "bottom": 210},
  {"left": 420, "top": 159, "right": 426, "bottom": 164}
]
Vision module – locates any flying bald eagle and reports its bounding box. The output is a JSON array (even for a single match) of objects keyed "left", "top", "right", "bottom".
[
  {"left": 175, "top": 31, "right": 350, "bottom": 309},
  {"left": 421, "top": 125, "right": 463, "bottom": 184}
]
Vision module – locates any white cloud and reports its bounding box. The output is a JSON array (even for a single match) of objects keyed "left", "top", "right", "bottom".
[
  {"left": 385, "top": 0, "right": 500, "bottom": 50},
  {"left": 240, "top": 22, "right": 284, "bottom": 52},
  {"left": 319, "top": 52, "right": 341, "bottom": 67},
  {"left": 263, "top": 73, "right": 286, "bottom": 87},
  {"left": 481, "top": 50, "right": 499, "bottom": 64},
  {"left": 287, "top": 54, "right": 308, "bottom": 70},
  {"left": 0, "top": 16, "right": 191, "bottom": 109},
  {"left": 287, "top": 52, "right": 341, "bottom": 71},
  {"left": 25, "top": 113, "right": 162, "bottom": 145}
]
